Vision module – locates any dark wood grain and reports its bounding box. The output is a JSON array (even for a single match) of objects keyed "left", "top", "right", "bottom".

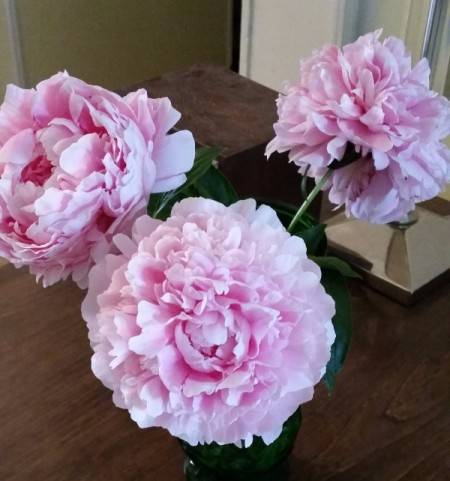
[
  {"left": 0, "top": 263, "right": 449, "bottom": 481},
  {"left": 296, "top": 280, "right": 450, "bottom": 481},
  {"left": 0, "top": 264, "right": 185, "bottom": 481}
]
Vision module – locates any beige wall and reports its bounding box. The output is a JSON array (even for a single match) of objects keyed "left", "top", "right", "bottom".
[
  {"left": 0, "top": 2, "right": 18, "bottom": 92},
  {"left": 240, "top": 0, "right": 346, "bottom": 91},
  {"left": 351, "top": 0, "right": 431, "bottom": 64},
  {"left": 2, "top": 0, "right": 231, "bottom": 92},
  {"left": 239, "top": 0, "right": 432, "bottom": 92}
]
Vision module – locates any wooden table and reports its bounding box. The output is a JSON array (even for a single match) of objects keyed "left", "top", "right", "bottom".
[
  {"left": 1, "top": 66, "right": 450, "bottom": 479},
  {"left": 1, "top": 263, "right": 449, "bottom": 480}
]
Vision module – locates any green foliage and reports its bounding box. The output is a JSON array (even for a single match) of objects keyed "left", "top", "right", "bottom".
[
  {"left": 194, "top": 163, "right": 238, "bottom": 206},
  {"left": 321, "top": 268, "right": 352, "bottom": 392},
  {"left": 148, "top": 146, "right": 231, "bottom": 220},
  {"left": 309, "top": 255, "right": 360, "bottom": 278},
  {"left": 295, "top": 223, "right": 327, "bottom": 256},
  {"left": 183, "top": 146, "right": 224, "bottom": 191}
]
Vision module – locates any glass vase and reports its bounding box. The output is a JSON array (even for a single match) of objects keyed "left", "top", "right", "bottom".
[{"left": 178, "top": 409, "right": 302, "bottom": 481}]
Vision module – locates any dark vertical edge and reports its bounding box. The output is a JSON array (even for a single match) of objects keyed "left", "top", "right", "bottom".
[{"left": 230, "top": 0, "right": 242, "bottom": 72}]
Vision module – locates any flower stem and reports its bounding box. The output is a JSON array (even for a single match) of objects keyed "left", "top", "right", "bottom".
[
  {"left": 300, "top": 165, "right": 310, "bottom": 201},
  {"left": 288, "top": 169, "right": 333, "bottom": 234}
]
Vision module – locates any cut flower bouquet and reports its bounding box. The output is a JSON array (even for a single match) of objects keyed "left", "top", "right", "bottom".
[{"left": 1, "top": 29, "right": 448, "bottom": 481}]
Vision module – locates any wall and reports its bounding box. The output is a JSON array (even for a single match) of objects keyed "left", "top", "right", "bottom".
[
  {"left": 239, "top": 0, "right": 346, "bottom": 91},
  {"left": 350, "top": 0, "right": 430, "bottom": 63},
  {"left": 1, "top": 0, "right": 231, "bottom": 92},
  {"left": 0, "top": 1, "right": 18, "bottom": 92},
  {"left": 239, "top": 0, "right": 432, "bottom": 92}
]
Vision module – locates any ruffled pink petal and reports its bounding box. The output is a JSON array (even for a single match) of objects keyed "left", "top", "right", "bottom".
[{"left": 82, "top": 199, "right": 335, "bottom": 446}]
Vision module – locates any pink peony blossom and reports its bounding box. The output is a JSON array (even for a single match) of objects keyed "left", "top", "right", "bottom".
[
  {"left": 82, "top": 198, "right": 335, "bottom": 446},
  {"left": 0, "top": 72, "right": 194, "bottom": 286},
  {"left": 266, "top": 30, "right": 450, "bottom": 223}
]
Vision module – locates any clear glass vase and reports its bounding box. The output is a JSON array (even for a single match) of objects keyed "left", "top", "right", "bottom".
[{"left": 178, "top": 409, "right": 302, "bottom": 481}]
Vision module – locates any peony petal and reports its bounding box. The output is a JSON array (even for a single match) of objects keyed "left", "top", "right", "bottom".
[
  {"left": 82, "top": 198, "right": 337, "bottom": 445},
  {"left": 0, "top": 72, "right": 194, "bottom": 287},
  {"left": 152, "top": 130, "right": 195, "bottom": 192}
]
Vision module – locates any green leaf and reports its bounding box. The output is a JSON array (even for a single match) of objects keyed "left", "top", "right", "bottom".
[
  {"left": 194, "top": 165, "right": 239, "bottom": 206},
  {"left": 310, "top": 256, "right": 360, "bottom": 278},
  {"left": 181, "top": 146, "right": 223, "bottom": 192},
  {"left": 148, "top": 146, "right": 222, "bottom": 220},
  {"left": 147, "top": 192, "right": 169, "bottom": 219},
  {"left": 294, "top": 223, "right": 327, "bottom": 257},
  {"left": 147, "top": 188, "right": 192, "bottom": 221},
  {"left": 321, "top": 268, "right": 352, "bottom": 392}
]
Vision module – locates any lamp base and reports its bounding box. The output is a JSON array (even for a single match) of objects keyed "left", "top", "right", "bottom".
[{"left": 325, "top": 207, "right": 450, "bottom": 305}]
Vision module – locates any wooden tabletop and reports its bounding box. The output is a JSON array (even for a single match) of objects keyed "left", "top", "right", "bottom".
[{"left": 0, "top": 261, "right": 449, "bottom": 481}]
